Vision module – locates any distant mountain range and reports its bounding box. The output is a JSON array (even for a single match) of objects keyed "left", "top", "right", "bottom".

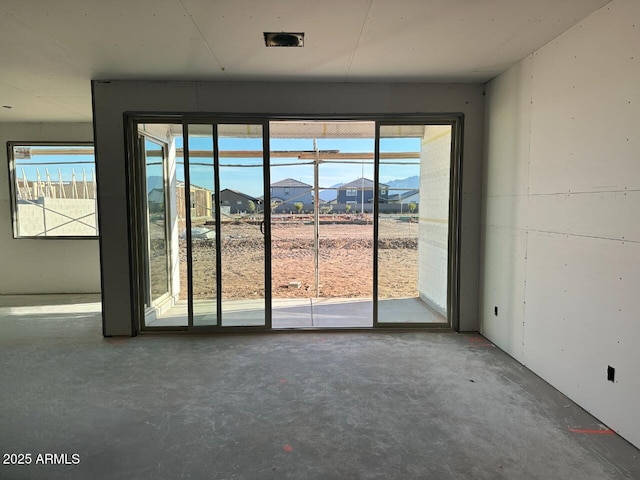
[
  {"left": 317, "top": 176, "right": 419, "bottom": 202},
  {"left": 318, "top": 183, "right": 343, "bottom": 202},
  {"left": 385, "top": 175, "right": 419, "bottom": 192}
]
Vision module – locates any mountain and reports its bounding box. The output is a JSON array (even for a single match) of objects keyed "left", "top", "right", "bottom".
[
  {"left": 385, "top": 175, "right": 419, "bottom": 191},
  {"left": 318, "top": 182, "right": 342, "bottom": 202}
]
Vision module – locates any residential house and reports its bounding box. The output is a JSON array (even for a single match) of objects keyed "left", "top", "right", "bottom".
[
  {"left": 337, "top": 178, "right": 389, "bottom": 205},
  {"left": 270, "top": 178, "right": 313, "bottom": 205},
  {"left": 388, "top": 189, "right": 419, "bottom": 205},
  {"left": 215, "top": 188, "right": 261, "bottom": 214}
]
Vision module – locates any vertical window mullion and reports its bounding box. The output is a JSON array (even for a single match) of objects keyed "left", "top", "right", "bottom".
[
  {"left": 183, "top": 123, "right": 194, "bottom": 328},
  {"left": 213, "top": 124, "right": 223, "bottom": 326}
]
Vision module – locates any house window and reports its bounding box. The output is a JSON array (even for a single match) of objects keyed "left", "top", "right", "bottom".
[
  {"left": 8, "top": 142, "right": 98, "bottom": 238},
  {"left": 380, "top": 189, "right": 387, "bottom": 195},
  {"left": 284, "top": 187, "right": 290, "bottom": 195},
  {"left": 346, "top": 189, "right": 357, "bottom": 197}
]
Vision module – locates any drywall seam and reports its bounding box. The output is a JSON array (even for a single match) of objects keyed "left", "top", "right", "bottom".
[{"left": 521, "top": 229, "right": 529, "bottom": 360}]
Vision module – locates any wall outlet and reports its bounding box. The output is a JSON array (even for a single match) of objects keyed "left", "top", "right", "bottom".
[
  {"left": 494, "top": 306, "right": 498, "bottom": 316},
  {"left": 607, "top": 366, "right": 615, "bottom": 382}
]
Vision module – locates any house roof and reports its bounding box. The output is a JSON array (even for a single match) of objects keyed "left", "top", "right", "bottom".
[
  {"left": 271, "top": 178, "right": 312, "bottom": 188},
  {"left": 399, "top": 189, "right": 419, "bottom": 200},
  {"left": 339, "top": 177, "right": 389, "bottom": 189},
  {"left": 216, "top": 188, "right": 259, "bottom": 202},
  {"left": 389, "top": 189, "right": 420, "bottom": 202}
]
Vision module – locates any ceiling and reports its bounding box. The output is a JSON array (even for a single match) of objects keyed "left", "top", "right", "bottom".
[{"left": 0, "top": 0, "right": 611, "bottom": 122}]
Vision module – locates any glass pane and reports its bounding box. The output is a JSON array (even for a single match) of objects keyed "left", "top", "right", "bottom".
[
  {"left": 188, "top": 125, "right": 217, "bottom": 326},
  {"left": 11, "top": 144, "right": 97, "bottom": 237},
  {"left": 377, "top": 125, "right": 451, "bottom": 324},
  {"left": 145, "top": 138, "right": 170, "bottom": 304},
  {"left": 269, "top": 121, "right": 374, "bottom": 328},
  {"left": 218, "top": 124, "right": 265, "bottom": 326},
  {"left": 316, "top": 131, "right": 374, "bottom": 327},
  {"left": 139, "top": 123, "right": 187, "bottom": 328}
]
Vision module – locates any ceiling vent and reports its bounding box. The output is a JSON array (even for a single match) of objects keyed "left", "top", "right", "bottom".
[{"left": 264, "top": 32, "right": 304, "bottom": 47}]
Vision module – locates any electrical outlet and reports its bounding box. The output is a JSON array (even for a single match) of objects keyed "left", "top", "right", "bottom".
[
  {"left": 494, "top": 306, "right": 498, "bottom": 316},
  {"left": 607, "top": 366, "right": 615, "bottom": 382}
]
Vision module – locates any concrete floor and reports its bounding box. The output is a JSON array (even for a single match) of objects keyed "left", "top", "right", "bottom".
[
  {"left": 147, "top": 296, "right": 445, "bottom": 328},
  {"left": 1, "top": 295, "right": 638, "bottom": 480}
]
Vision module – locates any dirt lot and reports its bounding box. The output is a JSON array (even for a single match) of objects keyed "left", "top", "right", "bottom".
[{"left": 170, "top": 216, "right": 418, "bottom": 300}]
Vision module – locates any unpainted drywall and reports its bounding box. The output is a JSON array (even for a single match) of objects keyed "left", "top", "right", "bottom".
[
  {"left": 481, "top": 0, "right": 640, "bottom": 447},
  {"left": 0, "top": 123, "right": 100, "bottom": 294},
  {"left": 93, "top": 81, "right": 484, "bottom": 335}
]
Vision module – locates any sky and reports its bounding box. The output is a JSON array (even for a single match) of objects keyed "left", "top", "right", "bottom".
[
  {"left": 14, "top": 135, "right": 423, "bottom": 200},
  {"left": 13, "top": 146, "right": 95, "bottom": 183},
  {"left": 179, "top": 135, "right": 421, "bottom": 198}
]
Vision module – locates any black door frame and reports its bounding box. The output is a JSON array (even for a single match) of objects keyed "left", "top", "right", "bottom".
[{"left": 124, "top": 113, "right": 463, "bottom": 334}]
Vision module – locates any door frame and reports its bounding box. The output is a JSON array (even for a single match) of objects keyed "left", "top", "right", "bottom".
[
  {"left": 124, "top": 113, "right": 463, "bottom": 334},
  {"left": 373, "top": 119, "right": 462, "bottom": 330}
]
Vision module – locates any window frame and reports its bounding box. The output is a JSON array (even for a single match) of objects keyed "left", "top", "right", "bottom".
[{"left": 7, "top": 141, "right": 99, "bottom": 239}]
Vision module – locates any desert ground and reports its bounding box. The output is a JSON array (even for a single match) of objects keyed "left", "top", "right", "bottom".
[
  {"left": 150, "top": 215, "right": 418, "bottom": 299},
  {"left": 151, "top": 215, "right": 419, "bottom": 301}
]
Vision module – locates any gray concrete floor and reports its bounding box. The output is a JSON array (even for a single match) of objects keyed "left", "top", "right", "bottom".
[{"left": 0, "top": 295, "right": 638, "bottom": 480}]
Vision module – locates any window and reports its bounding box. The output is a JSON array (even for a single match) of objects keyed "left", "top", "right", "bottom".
[
  {"left": 8, "top": 142, "right": 98, "bottom": 238},
  {"left": 284, "top": 187, "right": 290, "bottom": 195},
  {"left": 380, "top": 189, "right": 387, "bottom": 195},
  {"left": 346, "top": 189, "right": 357, "bottom": 197}
]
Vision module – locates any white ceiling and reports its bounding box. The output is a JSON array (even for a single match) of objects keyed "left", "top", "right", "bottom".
[{"left": 0, "top": 0, "right": 611, "bottom": 122}]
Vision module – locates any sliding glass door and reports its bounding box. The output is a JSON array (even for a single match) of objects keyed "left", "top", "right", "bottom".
[
  {"left": 217, "top": 124, "right": 267, "bottom": 326},
  {"left": 131, "top": 115, "right": 460, "bottom": 332},
  {"left": 136, "top": 121, "right": 269, "bottom": 330}
]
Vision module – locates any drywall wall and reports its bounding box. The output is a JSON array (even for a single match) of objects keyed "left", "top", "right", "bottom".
[
  {"left": 93, "top": 81, "right": 484, "bottom": 335},
  {"left": 0, "top": 123, "right": 100, "bottom": 294},
  {"left": 481, "top": 0, "right": 640, "bottom": 447}
]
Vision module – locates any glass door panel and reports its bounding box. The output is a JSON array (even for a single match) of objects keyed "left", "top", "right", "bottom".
[
  {"left": 377, "top": 124, "right": 451, "bottom": 325},
  {"left": 269, "top": 121, "right": 375, "bottom": 328},
  {"left": 218, "top": 124, "right": 266, "bottom": 327},
  {"left": 315, "top": 125, "right": 374, "bottom": 328},
  {"left": 187, "top": 125, "right": 218, "bottom": 326},
  {"left": 138, "top": 124, "right": 188, "bottom": 328},
  {"left": 144, "top": 137, "right": 170, "bottom": 305}
]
